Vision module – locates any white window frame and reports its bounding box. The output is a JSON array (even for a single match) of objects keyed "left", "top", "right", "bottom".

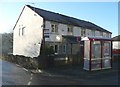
[
  {"left": 19, "top": 25, "right": 25, "bottom": 36},
  {"left": 91, "top": 30, "right": 95, "bottom": 37},
  {"left": 51, "top": 23, "right": 58, "bottom": 33},
  {"left": 100, "top": 31, "right": 103, "bottom": 37},
  {"left": 81, "top": 28, "right": 86, "bottom": 36},
  {"left": 106, "top": 33, "right": 109, "bottom": 38},
  {"left": 19, "top": 28, "right": 21, "bottom": 36},
  {"left": 63, "top": 44, "right": 66, "bottom": 53},
  {"left": 67, "top": 26, "right": 73, "bottom": 33},
  {"left": 21, "top": 27, "right": 25, "bottom": 36}
]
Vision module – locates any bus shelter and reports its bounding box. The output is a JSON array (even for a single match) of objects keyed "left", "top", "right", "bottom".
[{"left": 81, "top": 37, "right": 112, "bottom": 71}]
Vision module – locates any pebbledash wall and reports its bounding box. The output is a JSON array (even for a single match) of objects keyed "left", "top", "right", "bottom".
[{"left": 13, "top": 6, "right": 43, "bottom": 58}]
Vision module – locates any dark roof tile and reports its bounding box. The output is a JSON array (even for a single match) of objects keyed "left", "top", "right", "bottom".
[
  {"left": 112, "top": 35, "right": 120, "bottom": 41},
  {"left": 27, "top": 5, "right": 111, "bottom": 34}
]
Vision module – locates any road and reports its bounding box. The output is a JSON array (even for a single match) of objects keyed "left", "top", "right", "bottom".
[
  {"left": 1, "top": 60, "right": 83, "bottom": 85},
  {"left": 1, "top": 59, "right": 119, "bottom": 85}
]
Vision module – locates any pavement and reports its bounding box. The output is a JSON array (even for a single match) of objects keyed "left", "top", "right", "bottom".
[
  {"left": 30, "top": 62, "right": 119, "bottom": 85},
  {"left": 31, "top": 62, "right": 119, "bottom": 78}
]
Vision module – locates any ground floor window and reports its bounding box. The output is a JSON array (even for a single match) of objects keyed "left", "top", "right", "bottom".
[
  {"left": 54, "top": 45, "right": 58, "bottom": 53},
  {"left": 63, "top": 44, "right": 66, "bottom": 53}
]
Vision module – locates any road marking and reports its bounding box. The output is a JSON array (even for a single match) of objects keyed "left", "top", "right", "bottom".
[
  {"left": 48, "top": 74, "right": 52, "bottom": 76},
  {"left": 16, "top": 64, "right": 20, "bottom": 67},
  {"left": 23, "top": 68, "right": 28, "bottom": 72},
  {"left": 38, "top": 69, "right": 42, "bottom": 73},
  {"left": 27, "top": 81, "right": 31, "bottom": 85},
  {"left": 31, "top": 73, "right": 33, "bottom": 76},
  {"left": 30, "top": 77, "right": 32, "bottom": 80}
]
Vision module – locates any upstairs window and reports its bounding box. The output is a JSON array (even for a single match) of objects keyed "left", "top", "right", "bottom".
[
  {"left": 19, "top": 28, "right": 21, "bottom": 36},
  {"left": 106, "top": 33, "right": 109, "bottom": 38},
  {"left": 100, "top": 31, "right": 103, "bottom": 37},
  {"left": 91, "top": 30, "right": 95, "bottom": 36},
  {"left": 109, "top": 34, "right": 111, "bottom": 38},
  {"left": 51, "top": 24, "right": 58, "bottom": 33},
  {"left": 67, "top": 26, "right": 73, "bottom": 33},
  {"left": 67, "top": 26, "right": 73, "bottom": 35},
  {"left": 18, "top": 25, "right": 25, "bottom": 36},
  {"left": 22, "top": 27, "right": 25, "bottom": 36},
  {"left": 81, "top": 28, "right": 86, "bottom": 36}
]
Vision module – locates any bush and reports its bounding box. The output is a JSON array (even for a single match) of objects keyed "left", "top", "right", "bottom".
[{"left": 44, "top": 44, "right": 54, "bottom": 55}]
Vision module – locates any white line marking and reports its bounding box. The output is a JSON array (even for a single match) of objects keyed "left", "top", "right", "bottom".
[
  {"left": 23, "top": 68, "right": 28, "bottom": 72},
  {"left": 38, "top": 69, "right": 42, "bottom": 73},
  {"left": 27, "top": 81, "right": 31, "bottom": 85},
  {"left": 49, "top": 74, "right": 52, "bottom": 76},
  {"left": 31, "top": 73, "right": 33, "bottom": 76},
  {"left": 30, "top": 77, "right": 32, "bottom": 80},
  {"left": 16, "top": 64, "right": 20, "bottom": 67}
]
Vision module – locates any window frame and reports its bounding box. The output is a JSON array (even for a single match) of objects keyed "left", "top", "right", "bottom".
[
  {"left": 63, "top": 44, "right": 66, "bottom": 53},
  {"left": 18, "top": 25, "right": 25, "bottom": 36},
  {"left": 67, "top": 26, "right": 73, "bottom": 33},
  {"left": 81, "top": 28, "right": 86, "bottom": 36},
  {"left": 51, "top": 23, "right": 58, "bottom": 33},
  {"left": 19, "top": 28, "right": 21, "bottom": 36},
  {"left": 100, "top": 31, "right": 103, "bottom": 37},
  {"left": 91, "top": 30, "right": 95, "bottom": 37}
]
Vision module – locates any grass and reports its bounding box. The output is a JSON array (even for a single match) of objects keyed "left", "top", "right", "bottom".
[
  {"left": 0, "top": 56, "right": 2, "bottom": 59},
  {"left": 0, "top": 56, "right": 9, "bottom": 61}
]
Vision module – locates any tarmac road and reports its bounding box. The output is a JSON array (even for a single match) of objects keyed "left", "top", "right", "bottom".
[
  {"left": 1, "top": 60, "right": 82, "bottom": 85},
  {"left": 1, "top": 60, "right": 31, "bottom": 85},
  {"left": 1, "top": 59, "right": 119, "bottom": 85}
]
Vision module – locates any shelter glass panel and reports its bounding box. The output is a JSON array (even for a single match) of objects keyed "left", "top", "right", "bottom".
[{"left": 91, "top": 41, "right": 101, "bottom": 58}]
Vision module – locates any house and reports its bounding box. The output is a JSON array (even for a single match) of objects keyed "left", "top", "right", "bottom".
[
  {"left": 13, "top": 5, "right": 112, "bottom": 59},
  {"left": 112, "top": 35, "right": 120, "bottom": 57}
]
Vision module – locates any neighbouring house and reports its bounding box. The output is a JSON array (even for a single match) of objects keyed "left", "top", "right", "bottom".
[
  {"left": 13, "top": 5, "right": 112, "bottom": 70},
  {"left": 112, "top": 35, "right": 120, "bottom": 57}
]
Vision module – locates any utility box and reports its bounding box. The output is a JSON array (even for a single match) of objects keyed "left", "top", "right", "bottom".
[{"left": 82, "top": 37, "right": 112, "bottom": 71}]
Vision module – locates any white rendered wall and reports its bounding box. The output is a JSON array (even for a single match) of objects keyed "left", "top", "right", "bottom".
[
  {"left": 43, "top": 21, "right": 111, "bottom": 42},
  {"left": 113, "top": 41, "right": 120, "bottom": 49},
  {"left": 13, "top": 6, "right": 43, "bottom": 58}
]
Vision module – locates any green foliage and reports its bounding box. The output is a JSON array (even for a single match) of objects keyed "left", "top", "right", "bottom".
[
  {"left": 44, "top": 44, "right": 54, "bottom": 55},
  {"left": 2, "top": 33, "right": 13, "bottom": 55},
  {"left": 0, "top": 56, "right": 2, "bottom": 59}
]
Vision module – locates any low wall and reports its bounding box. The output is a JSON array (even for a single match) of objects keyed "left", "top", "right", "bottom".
[
  {"left": 4, "top": 54, "right": 83, "bottom": 69},
  {"left": 4, "top": 55, "right": 38, "bottom": 69},
  {"left": 112, "top": 55, "right": 120, "bottom": 62}
]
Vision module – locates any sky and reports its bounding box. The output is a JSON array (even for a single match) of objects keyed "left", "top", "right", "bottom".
[{"left": 0, "top": 2, "right": 118, "bottom": 37}]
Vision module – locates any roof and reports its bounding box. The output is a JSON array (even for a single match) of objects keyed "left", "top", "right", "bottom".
[
  {"left": 26, "top": 5, "right": 111, "bottom": 34},
  {"left": 112, "top": 35, "right": 120, "bottom": 41}
]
